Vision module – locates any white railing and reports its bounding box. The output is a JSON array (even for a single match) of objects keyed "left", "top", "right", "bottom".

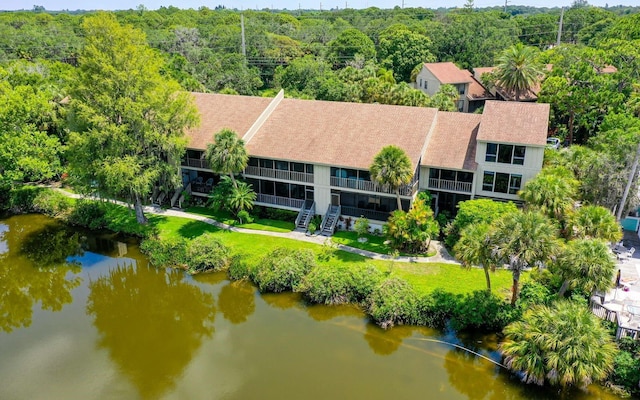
[
  {"left": 182, "top": 157, "right": 209, "bottom": 170},
  {"left": 428, "top": 178, "right": 473, "bottom": 193},
  {"left": 295, "top": 201, "right": 306, "bottom": 227},
  {"left": 330, "top": 177, "right": 415, "bottom": 196},
  {"left": 256, "top": 194, "right": 305, "bottom": 209},
  {"left": 244, "top": 166, "right": 314, "bottom": 183}
]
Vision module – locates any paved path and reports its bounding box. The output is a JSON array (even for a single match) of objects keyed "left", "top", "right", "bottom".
[{"left": 56, "top": 189, "right": 459, "bottom": 265}]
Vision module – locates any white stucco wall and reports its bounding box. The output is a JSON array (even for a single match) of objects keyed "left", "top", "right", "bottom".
[
  {"left": 313, "top": 164, "right": 332, "bottom": 216},
  {"left": 474, "top": 142, "right": 544, "bottom": 201}
]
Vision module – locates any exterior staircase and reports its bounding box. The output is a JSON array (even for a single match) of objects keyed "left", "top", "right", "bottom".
[
  {"left": 320, "top": 205, "right": 340, "bottom": 236},
  {"left": 295, "top": 200, "right": 315, "bottom": 231}
]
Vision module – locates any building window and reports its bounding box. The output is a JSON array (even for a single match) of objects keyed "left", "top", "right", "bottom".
[
  {"left": 424, "top": 81, "right": 428, "bottom": 90},
  {"left": 419, "top": 78, "right": 423, "bottom": 88},
  {"left": 485, "top": 143, "right": 526, "bottom": 165},
  {"left": 483, "top": 172, "right": 522, "bottom": 194},
  {"left": 485, "top": 143, "right": 498, "bottom": 162}
]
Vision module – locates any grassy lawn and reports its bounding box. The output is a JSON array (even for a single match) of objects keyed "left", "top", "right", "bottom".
[
  {"left": 184, "top": 206, "right": 295, "bottom": 233},
  {"left": 150, "top": 212, "right": 513, "bottom": 297},
  {"left": 332, "top": 231, "right": 438, "bottom": 257}
]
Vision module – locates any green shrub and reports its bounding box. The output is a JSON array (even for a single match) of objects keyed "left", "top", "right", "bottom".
[
  {"left": 299, "top": 264, "right": 383, "bottom": 305},
  {"left": 140, "top": 237, "right": 188, "bottom": 268},
  {"left": 354, "top": 216, "right": 370, "bottom": 237},
  {"left": 8, "top": 185, "right": 43, "bottom": 213},
  {"left": 31, "top": 189, "right": 73, "bottom": 217},
  {"left": 451, "top": 290, "right": 515, "bottom": 332},
  {"left": 368, "top": 277, "right": 419, "bottom": 329},
  {"left": 414, "top": 289, "right": 460, "bottom": 328},
  {"left": 263, "top": 207, "right": 298, "bottom": 222},
  {"left": 228, "top": 257, "right": 251, "bottom": 280},
  {"left": 307, "top": 222, "right": 317, "bottom": 234},
  {"left": 186, "top": 233, "right": 231, "bottom": 274},
  {"left": 251, "top": 247, "right": 316, "bottom": 293},
  {"left": 67, "top": 200, "right": 108, "bottom": 229},
  {"left": 237, "top": 210, "right": 253, "bottom": 224},
  {"left": 612, "top": 350, "right": 640, "bottom": 396}
]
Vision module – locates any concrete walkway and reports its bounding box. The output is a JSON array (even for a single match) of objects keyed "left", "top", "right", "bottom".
[{"left": 56, "top": 189, "right": 459, "bottom": 265}]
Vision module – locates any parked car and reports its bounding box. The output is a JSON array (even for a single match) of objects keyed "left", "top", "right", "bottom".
[{"left": 546, "top": 137, "right": 561, "bottom": 150}]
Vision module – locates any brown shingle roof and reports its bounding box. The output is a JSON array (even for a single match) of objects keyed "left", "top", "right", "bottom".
[
  {"left": 424, "top": 62, "right": 472, "bottom": 84},
  {"left": 477, "top": 101, "right": 549, "bottom": 146},
  {"left": 246, "top": 98, "right": 437, "bottom": 170},
  {"left": 422, "top": 113, "right": 480, "bottom": 171},
  {"left": 186, "top": 93, "right": 273, "bottom": 149},
  {"left": 466, "top": 73, "right": 494, "bottom": 100}
]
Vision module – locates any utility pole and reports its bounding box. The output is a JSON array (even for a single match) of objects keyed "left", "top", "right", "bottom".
[
  {"left": 504, "top": 0, "right": 508, "bottom": 13},
  {"left": 320, "top": 2, "right": 322, "bottom": 10},
  {"left": 401, "top": 0, "right": 405, "bottom": 8},
  {"left": 556, "top": 7, "right": 564, "bottom": 46},
  {"left": 241, "top": 14, "right": 246, "bottom": 61}
]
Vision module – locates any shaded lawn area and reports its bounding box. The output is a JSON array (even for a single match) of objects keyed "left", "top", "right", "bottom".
[
  {"left": 331, "top": 231, "right": 437, "bottom": 257},
  {"left": 151, "top": 213, "right": 513, "bottom": 297},
  {"left": 184, "top": 206, "right": 295, "bottom": 233}
]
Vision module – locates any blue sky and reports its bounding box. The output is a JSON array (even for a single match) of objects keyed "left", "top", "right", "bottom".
[{"left": 4, "top": 0, "right": 640, "bottom": 11}]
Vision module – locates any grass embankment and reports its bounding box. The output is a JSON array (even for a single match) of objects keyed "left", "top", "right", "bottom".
[
  {"left": 149, "top": 212, "right": 512, "bottom": 296},
  {"left": 184, "top": 206, "right": 295, "bottom": 233},
  {"left": 331, "top": 231, "right": 438, "bottom": 257}
]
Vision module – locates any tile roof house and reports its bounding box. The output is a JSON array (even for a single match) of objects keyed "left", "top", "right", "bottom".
[
  {"left": 176, "top": 91, "right": 549, "bottom": 232},
  {"left": 414, "top": 62, "right": 494, "bottom": 113}
]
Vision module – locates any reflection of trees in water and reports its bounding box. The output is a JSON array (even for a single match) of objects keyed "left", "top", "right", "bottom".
[
  {"left": 305, "top": 303, "right": 363, "bottom": 322},
  {"left": 0, "top": 216, "right": 82, "bottom": 333},
  {"left": 444, "top": 348, "right": 500, "bottom": 400},
  {"left": 261, "top": 292, "right": 303, "bottom": 310},
  {"left": 87, "top": 263, "right": 216, "bottom": 400},
  {"left": 363, "top": 324, "right": 414, "bottom": 356},
  {"left": 218, "top": 281, "right": 256, "bottom": 324},
  {"left": 21, "top": 224, "right": 84, "bottom": 265}
]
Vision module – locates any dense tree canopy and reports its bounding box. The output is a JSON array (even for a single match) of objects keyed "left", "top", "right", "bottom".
[{"left": 67, "top": 13, "right": 198, "bottom": 223}]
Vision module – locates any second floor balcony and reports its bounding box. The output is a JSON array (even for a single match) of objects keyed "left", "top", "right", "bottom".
[
  {"left": 330, "top": 176, "right": 417, "bottom": 197},
  {"left": 427, "top": 178, "right": 472, "bottom": 193},
  {"left": 244, "top": 165, "right": 314, "bottom": 183}
]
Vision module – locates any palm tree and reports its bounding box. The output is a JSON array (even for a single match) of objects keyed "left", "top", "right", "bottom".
[
  {"left": 501, "top": 301, "right": 617, "bottom": 388},
  {"left": 454, "top": 223, "right": 500, "bottom": 293},
  {"left": 518, "top": 166, "right": 578, "bottom": 224},
  {"left": 227, "top": 181, "right": 256, "bottom": 215},
  {"left": 205, "top": 128, "right": 249, "bottom": 188},
  {"left": 370, "top": 145, "right": 413, "bottom": 211},
  {"left": 494, "top": 43, "right": 544, "bottom": 101},
  {"left": 491, "top": 210, "right": 559, "bottom": 306},
  {"left": 555, "top": 239, "right": 616, "bottom": 297},
  {"left": 568, "top": 205, "right": 622, "bottom": 242}
]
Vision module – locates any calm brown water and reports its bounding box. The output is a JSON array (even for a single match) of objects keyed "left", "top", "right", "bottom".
[{"left": 0, "top": 214, "right": 618, "bottom": 400}]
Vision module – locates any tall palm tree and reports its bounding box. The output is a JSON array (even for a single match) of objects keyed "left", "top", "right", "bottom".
[
  {"left": 555, "top": 239, "right": 616, "bottom": 297},
  {"left": 494, "top": 43, "right": 544, "bottom": 101},
  {"left": 518, "top": 166, "right": 578, "bottom": 225},
  {"left": 568, "top": 205, "right": 622, "bottom": 242},
  {"left": 205, "top": 128, "right": 249, "bottom": 188},
  {"left": 454, "top": 223, "right": 500, "bottom": 293},
  {"left": 491, "top": 210, "right": 559, "bottom": 306},
  {"left": 370, "top": 145, "right": 413, "bottom": 211},
  {"left": 501, "top": 301, "right": 617, "bottom": 388}
]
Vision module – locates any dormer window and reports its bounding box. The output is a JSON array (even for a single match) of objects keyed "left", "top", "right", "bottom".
[{"left": 485, "top": 143, "right": 526, "bottom": 165}]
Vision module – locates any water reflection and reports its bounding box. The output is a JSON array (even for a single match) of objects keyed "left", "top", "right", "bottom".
[
  {"left": 21, "top": 224, "right": 83, "bottom": 265},
  {"left": 363, "top": 324, "right": 413, "bottom": 356},
  {"left": 0, "top": 216, "right": 81, "bottom": 332},
  {"left": 86, "top": 263, "right": 216, "bottom": 399},
  {"left": 218, "top": 281, "right": 256, "bottom": 324},
  {"left": 305, "top": 303, "right": 363, "bottom": 322}
]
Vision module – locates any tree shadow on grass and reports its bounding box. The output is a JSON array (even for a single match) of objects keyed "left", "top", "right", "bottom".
[{"left": 175, "top": 220, "right": 222, "bottom": 239}]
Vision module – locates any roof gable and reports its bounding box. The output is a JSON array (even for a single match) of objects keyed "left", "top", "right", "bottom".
[
  {"left": 423, "top": 62, "right": 472, "bottom": 84},
  {"left": 477, "top": 101, "right": 549, "bottom": 146}
]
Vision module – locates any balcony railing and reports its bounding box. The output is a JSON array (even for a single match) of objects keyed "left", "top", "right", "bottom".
[
  {"left": 330, "top": 177, "right": 416, "bottom": 196},
  {"left": 244, "top": 166, "right": 314, "bottom": 183},
  {"left": 256, "top": 194, "right": 305, "bottom": 209},
  {"left": 341, "top": 206, "right": 391, "bottom": 222},
  {"left": 182, "top": 157, "right": 210, "bottom": 170},
  {"left": 428, "top": 178, "right": 472, "bottom": 193}
]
